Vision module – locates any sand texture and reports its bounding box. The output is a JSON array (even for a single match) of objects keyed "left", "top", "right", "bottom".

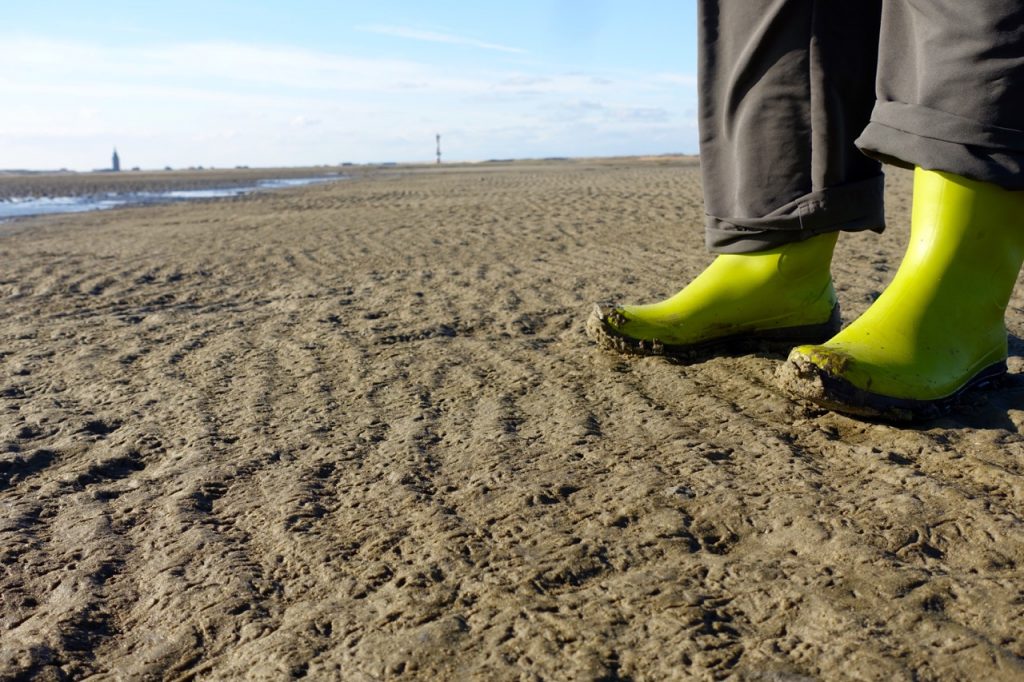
[{"left": 2, "top": 159, "right": 1024, "bottom": 680}]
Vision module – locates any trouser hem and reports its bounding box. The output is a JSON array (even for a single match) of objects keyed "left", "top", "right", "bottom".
[
  {"left": 856, "top": 101, "right": 1024, "bottom": 190},
  {"left": 704, "top": 175, "right": 886, "bottom": 254}
]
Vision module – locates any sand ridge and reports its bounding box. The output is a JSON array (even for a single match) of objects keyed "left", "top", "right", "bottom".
[{"left": 1, "top": 159, "right": 1023, "bottom": 680}]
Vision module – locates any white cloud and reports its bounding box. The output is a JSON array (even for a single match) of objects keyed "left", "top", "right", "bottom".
[
  {"left": 0, "top": 37, "right": 693, "bottom": 102},
  {"left": 0, "top": 38, "right": 458, "bottom": 94},
  {"left": 290, "top": 116, "right": 322, "bottom": 128},
  {"left": 0, "top": 37, "right": 697, "bottom": 169},
  {"left": 357, "top": 24, "right": 526, "bottom": 54}
]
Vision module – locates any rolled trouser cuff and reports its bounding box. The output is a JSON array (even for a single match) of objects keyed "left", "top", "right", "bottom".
[
  {"left": 705, "top": 175, "right": 886, "bottom": 254},
  {"left": 856, "top": 101, "right": 1024, "bottom": 190}
]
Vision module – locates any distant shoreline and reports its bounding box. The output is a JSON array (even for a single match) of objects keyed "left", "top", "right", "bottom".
[
  {"left": 0, "top": 166, "right": 359, "bottom": 201},
  {"left": 0, "top": 155, "right": 699, "bottom": 200}
]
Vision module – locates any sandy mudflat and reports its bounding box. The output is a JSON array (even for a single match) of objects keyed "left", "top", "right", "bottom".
[{"left": 1, "top": 158, "right": 1023, "bottom": 680}]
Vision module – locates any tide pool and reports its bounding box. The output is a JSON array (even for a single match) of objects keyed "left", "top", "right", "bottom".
[{"left": 0, "top": 176, "right": 344, "bottom": 221}]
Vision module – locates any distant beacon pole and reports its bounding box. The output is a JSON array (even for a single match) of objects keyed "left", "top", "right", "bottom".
[
  {"left": 112, "top": 148, "right": 121, "bottom": 172},
  {"left": 436, "top": 134, "right": 441, "bottom": 165}
]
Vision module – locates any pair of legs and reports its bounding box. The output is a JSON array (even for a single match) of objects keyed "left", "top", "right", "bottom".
[{"left": 589, "top": 0, "right": 1024, "bottom": 420}]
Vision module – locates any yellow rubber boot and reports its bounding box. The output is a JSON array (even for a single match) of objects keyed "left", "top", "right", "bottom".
[
  {"left": 587, "top": 232, "right": 841, "bottom": 358},
  {"left": 780, "top": 168, "right": 1024, "bottom": 420}
]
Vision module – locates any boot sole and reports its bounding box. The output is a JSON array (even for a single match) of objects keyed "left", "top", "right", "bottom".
[
  {"left": 586, "top": 302, "right": 842, "bottom": 361},
  {"left": 776, "top": 355, "right": 1008, "bottom": 422}
]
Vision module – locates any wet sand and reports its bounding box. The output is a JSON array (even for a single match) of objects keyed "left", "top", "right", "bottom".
[
  {"left": 2, "top": 158, "right": 1023, "bottom": 680},
  {"left": 0, "top": 166, "right": 363, "bottom": 201}
]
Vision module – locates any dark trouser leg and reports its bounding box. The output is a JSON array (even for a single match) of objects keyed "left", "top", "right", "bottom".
[
  {"left": 856, "top": 0, "right": 1024, "bottom": 189},
  {"left": 699, "top": 0, "right": 885, "bottom": 253}
]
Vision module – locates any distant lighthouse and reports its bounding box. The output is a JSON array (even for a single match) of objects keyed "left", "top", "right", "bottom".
[{"left": 112, "top": 148, "right": 121, "bottom": 172}]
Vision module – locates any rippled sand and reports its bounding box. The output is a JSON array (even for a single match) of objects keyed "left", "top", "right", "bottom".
[{"left": 2, "top": 159, "right": 1023, "bottom": 680}]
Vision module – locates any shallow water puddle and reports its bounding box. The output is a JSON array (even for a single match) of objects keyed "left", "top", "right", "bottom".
[{"left": 0, "top": 175, "right": 344, "bottom": 220}]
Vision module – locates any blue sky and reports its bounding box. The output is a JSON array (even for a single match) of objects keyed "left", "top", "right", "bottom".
[{"left": 1, "top": 1, "right": 698, "bottom": 170}]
